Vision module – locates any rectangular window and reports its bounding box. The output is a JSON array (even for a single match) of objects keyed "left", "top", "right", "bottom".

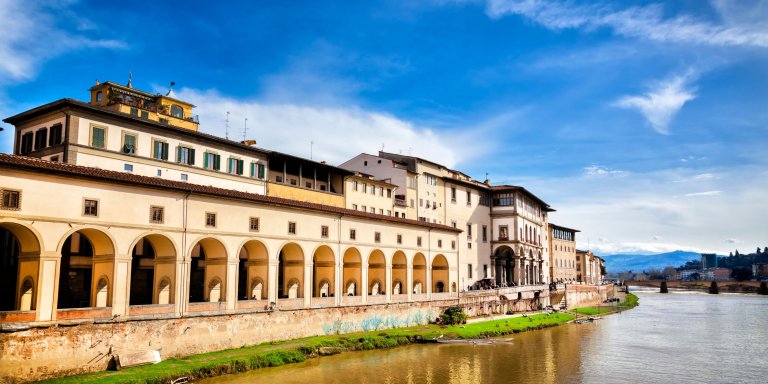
[
  {"left": 438, "top": 239, "right": 443, "bottom": 248},
  {"left": 361, "top": 183, "right": 367, "bottom": 193},
  {"left": 370, "top": 207, "right": 375, "bottom": 213},
  {"left": 91, "top": 126, "right": 106, "bottom": 148},
  {"left": 83, "top": 199, "right": 98, "bottom": 217},
  {"left": 499, "top": 225, "right": 509, "bottom": 241},
  {"left": 362, "top": 205, "right": 367, "bottom": 212},
  {"left": 153, "top": 140, "right": 169, "bottom": 161},
  {"left": 492, "top": 192, "right": 515, "bottom": 207},
  {"left": 34, "top": 128, "right": 47, "bottom": 150},
  {"left": 130, "top": 108, "right": 138, "bottom": 116},
  {"left": 451, "top": 240, "right": 455, "bottom": 250},
  {"left": 467, "top": 223, "right": 472, "bottom": 240},
  {"left": 288, "top": 222, "right": 296, "bottom": 234},
  {"left": 387, "top": 189, "right": 392, "bottom": 198},
  {"left": 49, "top": 123, "right": 63, "bottom": 146},
  {"left": 397, "top": 234, "right": 402, "bottom": 244},
  {"left": 466, "top": 190, "right": 472, "bottom": 206},
  {"left": 177, "top": 146, "right": 195, "bottom": 165},
  {"left": 369, "top": 185, "right": 375, "bottom": 194},
  {"left": 205, "top": 212, "right": 216, "bottom": 227},
  {"left": 249, "top": 217, "right": 260, "bottom": 232},
  {"left": 468, "top": 264, "right": 473, "bottom": 279},
  {"left": 387, "top": 210, "right": 391, "bottom": 216},
  {"left": 19, "top": 132, "right": 33, "bottom": 155},
  {"left": 123, "top": 133, "right": 137, "bottom": 154},
  {"left": 352, "top": 181, "right": 358, "bottom": 191},
  {"left": 203, "top": 152, "right": 221, "bottom": 171},
  {"left": 451, "top": 187, "right": 456, "bottom": 202},
  {"left": 156, "top": 169, "right": 162, "bottom": 176},
  {"left": 124, "top": 163, "right": 133, "bottom": 172},
  {"left": 258, "top": 163, "right": 266, "bottom": 179},
  {"left": 227, "top": 157, "right": 244, "bottom": 175},
  {"left": 180, "top": 173, "right": 188, "bottom": 181},
  {"left": 379, "top": 209, "right": 383, "bottom": 215},
  {"left": 1, "top": 190, "right": 21, "bottom": 210},
  {"left": 352, "top": 204, "right": 358, "bottom": 210},
  {"left": 484, "top": 264, "right": 488, "bottom": 278},
  {"left": 290, "top": 179, "right": 297, "bottom": 186},
  {"left": 321, "top": 225, "right": 329, "bottom": 238},
  {"left": 50, "top": 156, "right": 59, "bottom": 162},
  {"left": 417, "top": 236, "right": 422, "bottom": 247},
  {"left": 410, "top": 199, "right": 414, "bottom": 208},
  {"left": 378, "top": 186, "right": 383, "bottom": 196},
  {"left": 374, "top": 232, "right": 381, "bottom": 243},
  {"left": 468, "top": 242, "right": 472, "bottom": 249},
  {"left": 305, "top": 181, "right": 312, "bottom": 188},
  {"left": 451, "top": 220, "right": 457, "bottom": 228},
  {"left": 350, "top": 229, "right": 356, "bottom": 240},
  {"left": 150, "top": 206, "right": 164, "bottom": 224},
  {"left": 141, "top": 110, "right": 149, "bottom": 118},
  {"left": 482, "top": 225, "right": 488, "bottom": 242}
]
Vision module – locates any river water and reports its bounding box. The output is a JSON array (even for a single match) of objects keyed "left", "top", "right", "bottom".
[{"left": 203, "top": 290, "right": 768, "bottom": 384}]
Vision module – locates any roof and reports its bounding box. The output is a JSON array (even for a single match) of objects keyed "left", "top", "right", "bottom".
[
  {"left": 441, "top": 175, "right": 490, "bottom": 191},
  {"left": 3, "top": 98, "right": 270, "bottom": 156},
  {"left": 0, "top": 154, "right": 461, "bottom": 233},
  {"left": 490, "top": 185, "right": 555, "bottom": 211},
  {"left": 378, "top": 151, "right": 471, "bottom": 179},
  {"left": 548, "top": 223, "right": 581, "bottom": 232},
  {"left": 268, "top": 150, "right": 354, "bottom": 176}
]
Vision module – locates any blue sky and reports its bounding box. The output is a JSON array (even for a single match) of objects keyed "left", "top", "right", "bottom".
[{"left": 0, "top": 0, "right": 766, "bottom": 255}]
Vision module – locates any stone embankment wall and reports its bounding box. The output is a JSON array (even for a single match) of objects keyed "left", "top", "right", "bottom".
[
  {"left": 458, "top": 286, "right": 551, "bottom": 316},
  {"left": 565, "top": 285, "right": 613, "bottom": 308},
  {"left": 0, "top": 301, "right": 449, "bottom": 383}
]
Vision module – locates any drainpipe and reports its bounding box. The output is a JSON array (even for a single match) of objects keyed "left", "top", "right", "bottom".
[{"left": 179, "top": 189, "right": 191, "bottom": 316}]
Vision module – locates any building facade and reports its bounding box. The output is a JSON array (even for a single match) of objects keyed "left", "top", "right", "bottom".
[{"left": 548, "top": 224, "right": 579, "bottom": 283}]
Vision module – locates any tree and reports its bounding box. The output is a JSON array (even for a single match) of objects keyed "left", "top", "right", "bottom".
[
  {"left": 729, "top": 252, "right": 734, "bottom": 257},
  {"left": 731, "top": 267, "right": 752, "bottom": 281},
  {"left": 662, "top": 266, "right": 677, "bottom": 280},
  {"left": 735, "top": 250, "right": 741, "bottom": 257},
  {"left": 758, "top": 247, "right": 762, "bottom": 255},
  {"left": 764, "top": 246, "right": 767, "bottom": 254}
]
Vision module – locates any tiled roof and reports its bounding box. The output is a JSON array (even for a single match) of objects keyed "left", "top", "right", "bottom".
[
  {"left": 0, "top": 154, "right": 462, "bottom": 233},
  {"left": 490, "top": 185, "right": 555, "bottom": 211}
]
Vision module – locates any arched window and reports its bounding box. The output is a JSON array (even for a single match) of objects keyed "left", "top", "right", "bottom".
[{"left": 170, "top": 105, "right": 183, "bottom": 118}]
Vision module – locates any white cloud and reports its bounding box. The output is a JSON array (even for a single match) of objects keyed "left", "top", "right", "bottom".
[
  {"left": 684, "top": 190, "right": 722, "bottom": 197},
  {"left": 589, "top": 240, "right": 703, "bottom": 255},
  {"left": 615, "top": 74, "right": 697, "bottom": 134},
  {"left": 0, "top": 0, "right": 124, "bottom": 83},
  {"left": 483, "top": 0, "right": 768, "bottom": 48},
  {"left": 174, "top": 88, "right": 486, "bottom": 168},
  {"left": 583, "top": 164, "right": 626, "bottom": 177}
]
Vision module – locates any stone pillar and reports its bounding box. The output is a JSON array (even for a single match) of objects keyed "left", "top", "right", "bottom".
[
  {"left": 226, "top": 261, "right": 238, "bottom": 310},
  {"left": 335, "top": 260, "right": 343, "bottom": 306},
  {"left": 406, "top": 262, "right": 413, "bottom": 301},
  {"left": 36, "top": 253, "right": 59, "bottom": 321},
  {"left": 177, "top": 259, "right": 190, "bottom": 315},
  {"left": 111, "top": 254, "right": 131, "bottom": 317},
  {"left": 361, "top": 265, "right": 369, "bottom": 304},
  {"left": 268, "top": 260, "right": 278, "bottom": 304},
  {"left": 426, "top": 265, "right": 432, "bottom": 299},
  {"left": 385, "top": 265, "right": 392, "bottom": 302},
  {"left": 303, "top": 263, "right": 312, "bottom": 307}
]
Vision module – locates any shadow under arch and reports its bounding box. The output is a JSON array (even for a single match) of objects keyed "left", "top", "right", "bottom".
[
  {"left": 312, "top": 245, "right": 335, "bottom": 298},
  {"left": 128, "top": 233, "right": 177, "bottom": 305},
  {"left": 57, "top": 227, "right": 116, "bottom": 309},
  {"left": 238, "top": 239, "right": 269, "bottom": 300},
  {"left": 0, "top": 221, "right": 43, "bottom": 311},
  {"left": 278, "top": 242, "right": 304, "bottom": 299},
  {"left": 189, "top": 237, "right": 228, "bottom": 303}
]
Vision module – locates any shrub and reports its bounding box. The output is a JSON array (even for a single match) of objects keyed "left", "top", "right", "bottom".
[{"left": 439, "top": 306, "right": 467, "bottom": 325}]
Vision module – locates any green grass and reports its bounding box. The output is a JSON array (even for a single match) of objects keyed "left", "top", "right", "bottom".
[
  {"left": 38, "top": 313, "right": 575, "bottom": 384},
  {"left": 572, "top": 307, "right": 613, "bottom": 316},
  {"left": 620, "top": 293, "right": 640, "bottom": 309}
]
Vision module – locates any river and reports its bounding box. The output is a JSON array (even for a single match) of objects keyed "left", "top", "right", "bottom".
[{"left": 202, "top": 289, "right": 768, "bottom": 384}]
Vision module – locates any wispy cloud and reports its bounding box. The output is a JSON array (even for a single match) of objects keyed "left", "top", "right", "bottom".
[
  {"left": 0, "top": 0, "right": 124, "bottom": 83},
  {"left": 614, "top": 74, "right": 697, "bottom": 134},
  {"left": 684, "top": 190, "right": 722, "bottom": 197},
  {"left": 583, "top": 164, "right": 626, "bottom": 177},
  {"left": 483, "top": 0, "right": 768, "bottom": 48}
]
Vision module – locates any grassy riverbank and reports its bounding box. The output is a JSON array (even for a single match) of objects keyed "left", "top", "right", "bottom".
[
  {"left": 621, "top": 293, "right": 639, "bottom": 309},
  {"left": 40, "top": 313, "right": 575, "bottom": 384}
]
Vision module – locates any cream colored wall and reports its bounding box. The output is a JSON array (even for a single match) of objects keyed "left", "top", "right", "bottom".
[
  {"left": 267, "top": 183, "right": 344, "bottom": 207},
  {"left": 345, "top": 177, "right": 395, "bottom": 215},
  {"left": 550, "top": 236, "right": 577, "bottom": 282},
  {"left": 444, "top": 181, "right": 491, "bottom": 288}
]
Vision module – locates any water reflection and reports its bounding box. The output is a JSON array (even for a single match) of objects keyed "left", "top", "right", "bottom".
[{"left": 202, "top": 292, "right": 768, "bottom": 384}]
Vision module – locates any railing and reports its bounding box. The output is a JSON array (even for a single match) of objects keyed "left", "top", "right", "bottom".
[
  {"left": 236, "top": 300, "right": 271, "bottom": 310},
  {"left": 277, "top": 298, "right": 305, "bottom": 310},
  {"left": 412, "top": 293, "right": 429, "bottom": 301},
  {"left": 56, "top": 307, "right": 112, "bottom": 320},
  {"left": 187, "top": 301, "right": 226, "bottom": 312},
  {"left": 128, "top": 304, "right": 175, "bottom": 316},
  {"left": 367, "top": 295, "right": 387, "bottom": 304},
  {"left": 340, "top": 296, "right": 363, "bottom": 306},
  {"left": 391, "top": 294, "right": 408, "bottom": 303},
  {"left": 430, "top": 292, "right": 455, "bottom": 300},
  {"left": 310, "top": 297, "right": 336, "bottom": 308},
  {"left": 394, "top": 198, "right": 407, "bottom": 207}
]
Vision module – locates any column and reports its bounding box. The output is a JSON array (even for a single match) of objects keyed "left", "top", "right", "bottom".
[
  {"left": 226, "top": 261, "right": 238, "bottom": 310},
  {"left": 385, "top": 265, "right": 392, "bottom": 302},
  {"left": 36, "top": 253, "right": 59, "bottom": 321},
  {"left": 406, "top": 262, "right": 413, "bottom": 301},
  {"left": 111, "top": 254, "right": 131, "bottom": 316},
  {"left": 303, "top": 263, "right": 312, "bottom": 307},
  {"left": 177, "top": 258, "right": 191, "bottom": 315},
  {"left": 361, "top": 265, "right": 369, "bottom": 304},
  {"left": 426, "top": 265, "right": 432, "bottom": 299},
  {"left": 335, "top": 260, "right": 343, "bottom": 306},
  {"left": 268, "top": 260, "right": 278, "bottom": 304}
]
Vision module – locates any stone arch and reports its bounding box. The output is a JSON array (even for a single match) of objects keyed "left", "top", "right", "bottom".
[
  {"left": 431, "top": 254, "right": 449, "bottom": 293},
  {"left": 391, "top": 251, "right": 407, "bottom": 296},
  {"left": 189, "top": 237, "right": 228, "bottom": 303},
  {"left": 129, "top": 233, "right": 177, "bottom": 306},
  {"left": 312, "top": 245, "right": 335, "bottom": 298},
  {"left": 342, "top": 247, "right": 362, "bottom": 297},
  {"left": 367, "top": 250, "right": 386, "bottom": 296},
  {"left": 0, "top": 221, "right": 42, "bottom": 311},
  {"left": 493, "top": 245, "right": 515, "bottom": 287},
  {"left": 412, "top": 253, "right": 427, "bottom": 295},
  {"left": 278, "top": 243, "right": 304, "bottom": 299},
  {"left": 57, "top": 228, "right": 115, "bottom": 309},
  {"left": 238, "top": 240, "right": 269, "bottom": 300}
]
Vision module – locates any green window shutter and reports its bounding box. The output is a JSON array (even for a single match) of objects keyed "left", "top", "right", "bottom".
[
  {"left": 204, "top": 152, "right": 209, "bottom": 168},
  {"left": 176, "top": 146, "right": 182, "bottom": 163},
  {"left": 189, "top": 148, "right": 195, "bottom": 165},
  {"left": 92, "top": 128, "right": 105, "bottom": 148},
  {"left": 250, "top": 162, "right": 256, "bottom": 177},
  {"left": 214, "top": 154, "right": 220, "bottom": 171},
  {"left": 163, "top": 142, "right": 169, "bottom": 160},
  {"left": 237, "top": 159, "right": 243, "bottom": 175},
  {"left": 258, "top": 163, "right": 265, "bottom": 179}
]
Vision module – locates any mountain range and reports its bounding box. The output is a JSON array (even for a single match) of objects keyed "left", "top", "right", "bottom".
[{"left": 598, "top": 250, "right": 706, "bottom": 273}]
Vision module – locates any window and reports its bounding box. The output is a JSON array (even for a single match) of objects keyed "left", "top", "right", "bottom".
[
  {"left": 417, "top": 236, "right": 422, "bottom": 247},
  {"left": 424, "top": 174, "right": 437, "bottom": 186},
  {"left": 249, "top": 217, "right": 260, "bottom": 232},
  {"left": 290, "top": 179, "right": 297, "bottom": 186},
  {"left": 397, "top": 234, "right": 402, "bottom": 244},
  {"left": 350, "top": 229, "right": 356, "bottom": 240},
  {"left": 482, "top": 225, "right": 488, "bottom": 242},
  {"left": 499, "top": 225, "right": 509, "bottom": 240},
  {"left": 157, "top": 169, "right": 162, "bottom": 176},
  {"left": 451, "top": 240, "right": 455, "bottom": 250},
  {"left": 451, "top": 220, "right": 457, "bottom": 228},
  {"left": 364, "top": 160, "right": 368, "bottom": 166},
  {"left": 159, "top": 118, "right": 169, "bottom": 124},
  {"left": 1, "top": 190, "right": 21, "bottom": 210},
  {"left": 34, "top": 128, "right": 47, "bottom": 150},
  {"left": 410, "top": 199, "right": 414, "bottom": 208},
  {"left": 387, "top": 189, "right": 392, "bottom": 198},
  {"left": 387, "top": 210, "right": 391, "bottom": 216},
  {"left": 321, "top": 225, "right": 329, "bottom": 238},
  {"left": 49, "top": 123, "right": 62, "bottom": 146},
  {"left": 451, "top": 187, "right": 456, "bottom": 202},
  {"left": 180, "top": 173, "right": 188, "bottom": 181},
  {"left": 319, "top": 185, "right": 326, "bottom": 191},
  {"left": 468, "top": 264, "right": 473, "bottom": 279},
  {"left": 466, "top": 190, "right": 472, "bottom": 206},
  {"left": 275, "top": 175, "right": 283, "bottom": 183},
  {"left": 467, "top": 223, "right": 472, "bottom": 240},
  {"left": 369, "top": 185, "right": 375, "bottom": 194},
  {"left": 83, "top": 199, "right": 99, "bottom": 217},
  {"left": 205, "top": 212, "right": 216, "bottom": 227},
  {"left": 361, "top": 183, "right": 367, "bottom": 193},
  {"left": 177, "top": 146, "right": 195, "bottom": 165},
  {"left": 130, "top": 108, "right": 138, "bottom": 116},
  {"left": 484, "top": 264, "right": 488, "bottom": 278},
  {"left": 352, "top": 180, "right": 358, "bottom": 191},
  {"left": 362, "top": 205, "right": 367, "bottom": 212},
  {"left": 204, "top": 152, "right": 221, "bottom": 171},
  {"left": 438, "top": 239, "right": 443, "bottom": 248},
  {"left": 227, "top": 157, "right": 244, "bottom": 175},
  {"left": 352, "top": 204, "right": 358, "bottom": 210},
  {"left": 306, "top": 181, "right": 312, "bottom": 188},
  {"left": 123, "top": 133, "right": 137, "bottom": 154},
  {"left": 493, "top": 192, "right": 514, "bottom": 207},
  {"left": 370, "top": 207, "right": 375, "bottom": 213},
  {"left": 288, "top": 222, "right": 296, "bottom": 234},
  {"left": 153, "top": 140, "right": 169, "bottom": 160},
  {"left": 96, "top": 91, "right": 103, "bottom": 102},
  {"left": 250, "top": 162, "right": 266, "bottom": 179},
  {"left": 50, "top": 156, "right": 59, "bottom": 162},
  {"left": 91, "top": 126, "right": 106, "bottom": 148},
  {"left": 150, "top": 206, "right": 164, "bottom": 224},
  {"left": 378, "top": 186, "right": 383, "bottom": 196},
  {"left": 379, "top": 209, "right": 383, "bottom": 214},
  {"left": 408, "top": 176, "right": 417, "bottom": 189},
  {"left": 374, "top": 232, "right": 381, "bottom": 243},
  {"left": 124, "top": 163, "right": 133, "bottom": 172},
  {"left": 141, "top": 111, "right": 149, "bottom": 119},
  {"left": 19, "top": 132, "right": 33, "bottom": 155},
  {"left": 468, "top": 242, "right": 472, "bottom": 249},
  {"left": 170, "top": 105, "right": 183, "bottom": 118}
]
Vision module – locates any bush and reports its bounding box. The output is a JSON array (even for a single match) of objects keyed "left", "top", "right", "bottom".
[{"left": 439, "top": 306, "right": 467, "bottom": 325}]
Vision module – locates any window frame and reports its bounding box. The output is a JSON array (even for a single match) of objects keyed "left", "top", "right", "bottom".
[
  {"left": 150, "top": 206, "right": 164, "bottom": 224},
  {"left": 249, "top": 217, "right": 260, "bottom": 232},
  {"left": 90, "top": 124, "right": 107, "bottom": 149},
  {"left": 205, "top": 212, "right": 217, "bottom": 228},
  {"left": 152, "top": 138, "right": 170, "bottom": 161},
  {"left": 83, "top": 198, "right": 99, "bottom": 217},
  {"left": 1, "top": 189, "right": 21, "bottom": 211},
  {"left": 288, "top": 222, "right": 297, "bottom": 235}
]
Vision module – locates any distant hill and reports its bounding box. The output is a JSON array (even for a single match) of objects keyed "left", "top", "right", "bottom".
[{"left": 599, "top": 250, "right": 704, "bottom": 273}]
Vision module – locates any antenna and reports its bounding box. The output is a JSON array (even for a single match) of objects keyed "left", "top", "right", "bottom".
[
  {"left": 381, "top": 143, "right": 385, "bottom": 152},
  {"left": 225, "top": 112, "right": 230, "bottom": 140},
  {"left": 243, "top": 118, "right": 248, "bottom": 142}
]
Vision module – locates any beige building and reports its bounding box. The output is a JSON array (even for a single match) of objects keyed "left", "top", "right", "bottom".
[
  {"left": 576, "top": 249, "right": 604, "bottom": 284},
  {"left": 345, "top": 173, "right": 398, "bottom": 216},
  {"left": 548, "top": 224, "right": 579, "bottom": 284}
]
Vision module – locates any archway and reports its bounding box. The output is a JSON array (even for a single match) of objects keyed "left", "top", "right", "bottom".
[
  {"left": 313, "top": 245, "right": 335, "bottom": 298},
  {"left": 238, "top": 240, "right": 269, "bottom": 300},
  {"left": 0, "top": 222, "right": 41, "bottom": 311},
  {"left": 342, "top": 248, "right": 362, "bottom": 296},
  {"left": 58, "top": 228, "right": 115, "bottom": 309},
  {"left": 368, "top": 250, "right": 385, "bottom": 296},
  {"left": 189, "top": 237, "right": 227, "bottom": 303},
  {"left": 431, "top": 254, "right": 449, "bottom": 293},
  {"left": 493, "top": 246, "right": 515, "bottom": 287},
  {"left": 129, "top": 234, "right": 176, "bottom": 305},
  {"left": 278, "top": 243, "right": 304, "bottom": 299},
  {"left": 391, "top": 251, "right": 407, "bottom": 296},
  {"left": 413, "top": 253, "right": 427, "bottom": 295}
]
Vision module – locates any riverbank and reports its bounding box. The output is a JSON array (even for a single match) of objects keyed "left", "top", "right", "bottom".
[
  {"left": 39, "top": 312, "right": 576, "bottom": 384},
  {"left": 628, "top": 280, "right": 766, "bottom": 294}
]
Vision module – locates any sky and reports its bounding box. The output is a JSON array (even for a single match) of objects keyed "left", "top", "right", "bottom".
[{"left": 0, "top": 0, "right": 766, "bottom": 256}]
